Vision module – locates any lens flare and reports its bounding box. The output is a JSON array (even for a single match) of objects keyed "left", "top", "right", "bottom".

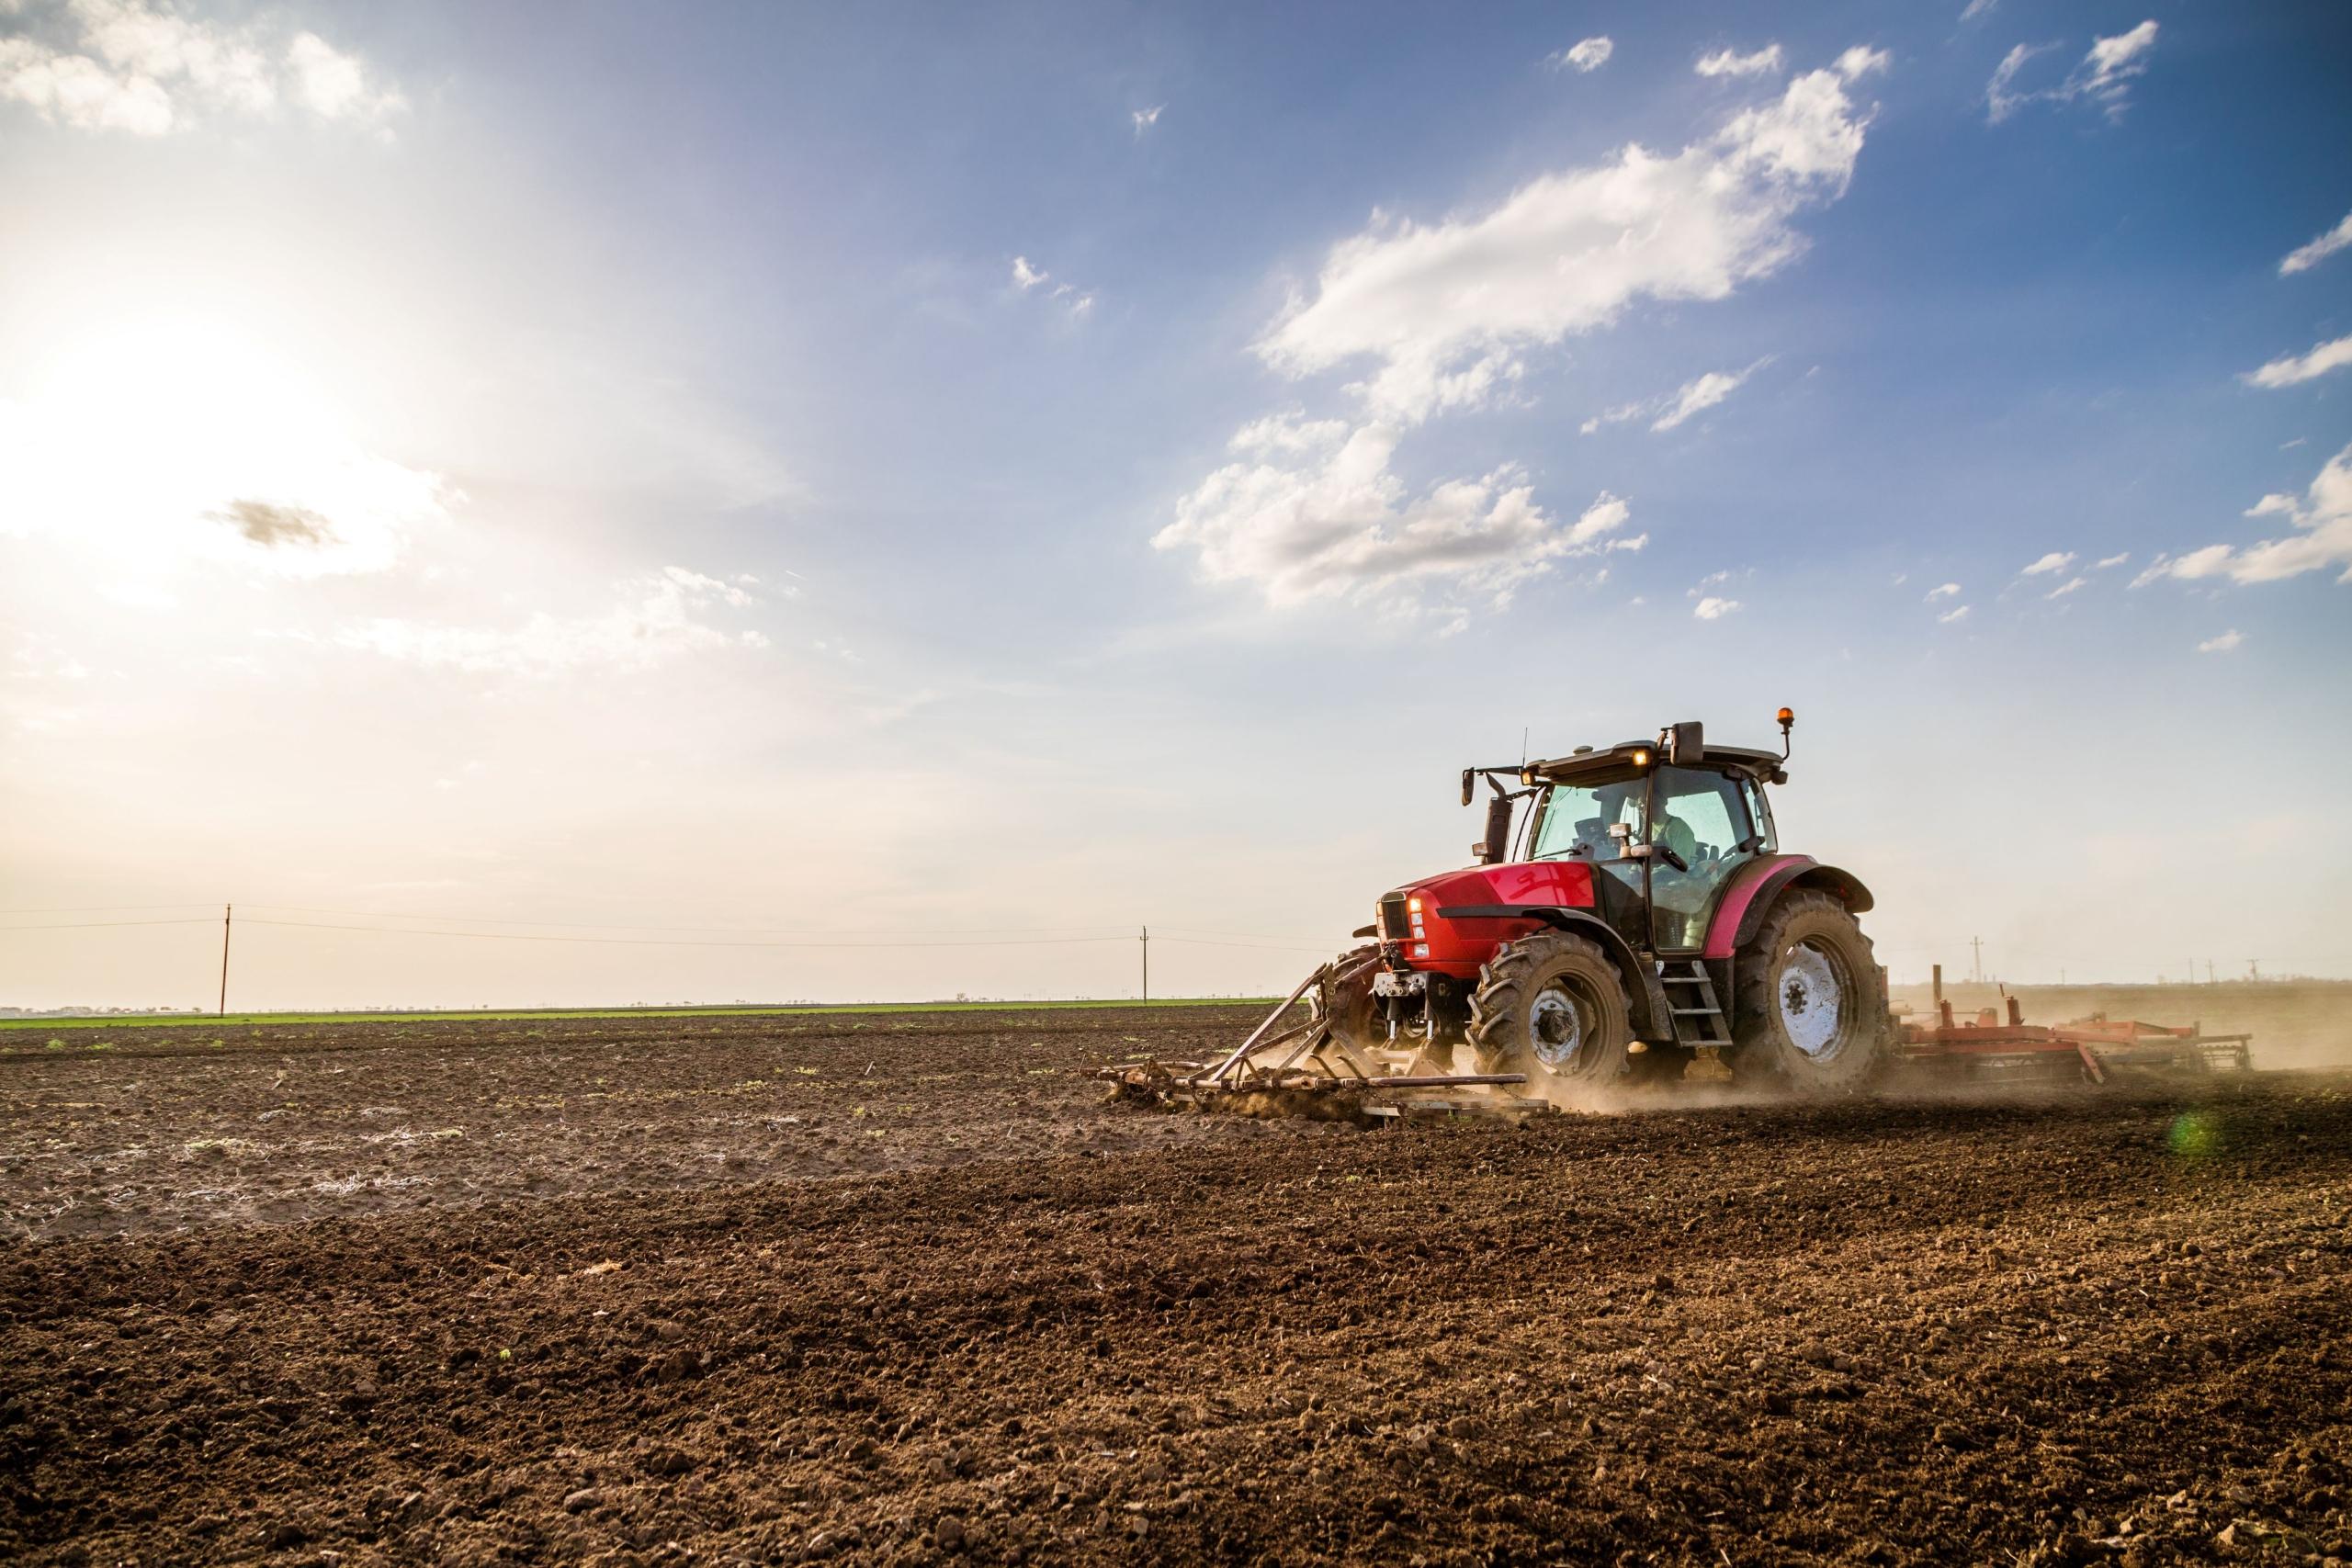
[{"left": 2166, "top": 1111, "right": 2221, "bottom": 1158}]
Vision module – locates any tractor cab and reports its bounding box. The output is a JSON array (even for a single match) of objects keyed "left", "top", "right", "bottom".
[{"left": 1506, "top": 723, "right": 1786, "bottom": 954}]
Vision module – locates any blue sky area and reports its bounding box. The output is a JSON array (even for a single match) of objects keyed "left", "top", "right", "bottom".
[{"left": 2, "top": 1, "right": 2347, "bottom": 1006}]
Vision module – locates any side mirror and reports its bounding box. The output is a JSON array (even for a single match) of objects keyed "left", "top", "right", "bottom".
[
  {"left": 1460, "top": 769, "right": 1476, "bottom": 808},
  {"left": 1666, "top": 721, "right": 1703, "bottom": 765}
]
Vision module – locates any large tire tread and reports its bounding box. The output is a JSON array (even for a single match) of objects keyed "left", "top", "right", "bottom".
[
  {"left": 1466, "top": 931, "right": 1634, "bottom": 1089},
  {"left": 1731, "top": 889, "right": 1885, "bottom": 1094}
]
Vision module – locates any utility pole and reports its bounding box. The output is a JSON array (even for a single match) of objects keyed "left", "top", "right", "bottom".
[
  {"left": 1140, "top": 925, "right": 1148, "bottom": 1003},
  {"left": 2247, "top": 959, "right": 2260, "bottom": 983},
  {"left": 218, "top": 903, "right": 232, "bottom": 1016},
  {"left": 1970, "top": 936, "right": 1984, "bottom": 985}
]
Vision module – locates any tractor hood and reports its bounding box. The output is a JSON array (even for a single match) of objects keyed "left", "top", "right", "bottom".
[
  {"left": 1396, "top": 859, "right": 1599, "bottom": 913},
  {"left": 1376, "top": 859, "right": 1598, "bottom": 979}
]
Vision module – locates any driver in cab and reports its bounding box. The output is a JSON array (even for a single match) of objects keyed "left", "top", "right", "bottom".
[
  {"left": 1646, "top": 789, "right": 1707, "bottom": 948},
  {"left": 1646, "top": 793, "right": 1701, "bottom": 866}
]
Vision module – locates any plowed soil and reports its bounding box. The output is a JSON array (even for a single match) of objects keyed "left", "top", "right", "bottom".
[{"left": 2, "top": 1006, "right": 2348, "bottom": 1566}]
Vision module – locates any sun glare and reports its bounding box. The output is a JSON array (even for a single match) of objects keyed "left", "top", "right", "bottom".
[{"left": 1, "top": 315, "right": 442, "bottom": 579}]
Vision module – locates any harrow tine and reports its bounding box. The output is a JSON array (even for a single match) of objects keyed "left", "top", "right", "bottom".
[
  {"left": 1203, "top": 964, "right": 1328, "bottom": 1087},
  {"left": 1264, "top": 1021, "right": 1335, "bottom": 1075}
]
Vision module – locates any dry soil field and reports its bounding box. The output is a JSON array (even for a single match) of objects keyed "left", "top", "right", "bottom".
[{"left": 2, "top": 1005, "right": 2348, "bottom": 1565}]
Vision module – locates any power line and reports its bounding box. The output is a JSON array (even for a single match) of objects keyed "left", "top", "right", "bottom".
[
  {"left": 230, "top": 919, "right": 1342, "bottom": 955},
  {"left": 237, "top": 919, "right": 1145, "bottom": 951},
  {"left": 1147, "top": 925, "right": 1355, "bottom": 947},
  {"left": 0, "top": 918, "right": 221, "bottom": 931},
  {"left": 0, "top": 905, "right": 219, "bottom": 916},
  {"left": 236, "top": 903, "right": 1146, "bottom": 938},
  {"left": 0, "top": 902, "right": 1348, "bottom": 948}
]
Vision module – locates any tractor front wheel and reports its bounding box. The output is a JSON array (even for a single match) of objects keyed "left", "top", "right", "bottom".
[
  {"left": 1731, "top": 890, "right": 1885, "bottom": 1093},
  {"left": 1467, "top": 931, "right": 1633, "bottom": 1098},
  {"left": 1310, "top": 945, "right": 1385, "bottom": 1054}
]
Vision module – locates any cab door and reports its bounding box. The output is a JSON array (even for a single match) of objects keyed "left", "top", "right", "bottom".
[{"left": 1644, "top": 767, "right": 1764, "bottom": 953}]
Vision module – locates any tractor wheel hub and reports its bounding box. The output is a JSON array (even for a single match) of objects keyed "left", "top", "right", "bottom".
[
  {"left": 1529, "top": 986, "right": 1586, "bottom": 1071},
  {"left": 1780, "top": 942, "right": 1845, "bottom": 1059}
]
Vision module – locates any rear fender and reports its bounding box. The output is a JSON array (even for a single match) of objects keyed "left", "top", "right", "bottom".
[{"left": 1703, "top": 857, "right": 1877, "bottom": 959}]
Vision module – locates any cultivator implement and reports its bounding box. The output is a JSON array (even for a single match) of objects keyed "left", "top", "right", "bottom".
[
  {"left": 1894, "top": 970, "right": 2254, "bottom": 1084},
  {"left": 1094, "top": 953, "right": 1543, "bottom": 1122}
]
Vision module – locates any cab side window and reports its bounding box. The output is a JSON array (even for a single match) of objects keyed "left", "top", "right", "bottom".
[{"left": 1650, "top": 769, "right": 1740, "bottom": 860}]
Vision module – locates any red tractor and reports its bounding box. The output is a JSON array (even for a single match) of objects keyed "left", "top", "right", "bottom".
[{"left": 1316, "top": 712, "right": 1886, "bottom": 1098}]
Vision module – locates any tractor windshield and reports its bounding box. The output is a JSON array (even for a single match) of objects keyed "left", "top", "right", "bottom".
[
  {"left": 1526, "top": 767, "right": 1775, "bottom": 864},
  {"left": 1527, "top": 774, "right": 1645, "bottom": 862}
]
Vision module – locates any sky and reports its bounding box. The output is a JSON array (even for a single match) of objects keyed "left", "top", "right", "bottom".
[{"left": 2, "top": 0, "right": 2349, "bottom": 1010}]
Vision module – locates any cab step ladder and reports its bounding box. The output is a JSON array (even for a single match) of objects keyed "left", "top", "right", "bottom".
[{"left": 1659, "top": 959, "right": 1733, "bottom": 1047}]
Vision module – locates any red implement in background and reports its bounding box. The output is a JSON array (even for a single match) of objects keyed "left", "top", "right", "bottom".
[{"left": 1894, "top": 966, "right": 2253, "bottom": 1084}]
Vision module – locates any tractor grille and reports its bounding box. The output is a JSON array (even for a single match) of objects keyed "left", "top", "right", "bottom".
[{"left": 1377, "top": 894, "right": 1412, "bottom": 942}]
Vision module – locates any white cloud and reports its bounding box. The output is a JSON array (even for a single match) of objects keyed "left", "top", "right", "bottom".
[
  {"left": 1165, "top": 52, "right": 1877, "bottom": 615},
  {"left": 1552, "top": 37, "right": 1612, "bottom": 73},
  {"left": 1132, "top": 104, "right": 1162, "bottom": 134},
  {"left": 1154, "top": 415, "right": 1636, "bottom": 614},
  {"left": 2018, "top": 550, "right": 2075, "bottom": 577},
  {"left": 1834, "top": 47, "right": 1890, "bottom": 81},
  {"left": 2197, "top": 629, "right": 2244, "bottom": 654},
  {"left": 1938, "top": 604, "right": 1971, "bottom": 624},
  {"left": 2133, "top": 443, "right": 2352, "bottom": 587},
  {"left": 0, "top": 0, "right": 402, "bottom": 136},
  {"left": 2094, "top": 552, "right": 2130, "bottom": 570},
  {"left": 336, "top": 568, "right": 767, "bottom": 677},
  {"left": 1650, "top": 361, "right": 1768, "bottom": 431},
  {"left": 1925, "top": 581, "right": 1961, "bottom": 601},
  {"left": 11, "top": 631, "right": 93, "bottom": 682},
  {"left": 2043, "top": 575, "right": 2086, "bottom": 600},
  {"left": 1695, "top": 44, "right": 1784, "bottom": 79},
  {"left": 1010, "top": 256, "right": 1093, "bottom": 318},
  {"left": 1987, "top": 21, "right": 2156, "bottom": 124},
  {"left": 1255, "top": 60, "right": 1877, "bottom": 424},
  {"left": 2242, "top": 333, "right": 2352, "bottom": 389},
  {"left": 2280, "top": 211, "right": 2352, "bottom": 277},
  {"left": 1581, "top": 359, "right": 1770, "bottom": 435},
  {"left": 286, "top": 31, "right": 401, "bottom": 125},
  {"left": 1984, "top": 44, "right": 2050, "bottom": 124},
  {"left": 1960, "top": 0, "right": 1999, "bottom": 21},
  {"left": 2077, "top": 22, "right": 2159, "bottom": 98},
  {"left": 1691, "top": 595, "right": 1741, "bottom": 620}
]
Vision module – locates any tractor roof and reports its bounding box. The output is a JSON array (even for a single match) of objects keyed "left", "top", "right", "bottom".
[{"left": 1526, "top": 739, "right": 1786, "bottom": 784}]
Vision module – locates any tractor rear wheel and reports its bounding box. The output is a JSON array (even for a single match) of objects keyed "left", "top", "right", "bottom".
[
  {"left": 1311, "top": 945, "right": 1385, "bottom": 1053},
  {"left": 1467, "top": 931, "right": 1633, "bottom": 1095},
  {"left": 1730, "top": 890, "right": 1884, "bottom": 1093}
]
